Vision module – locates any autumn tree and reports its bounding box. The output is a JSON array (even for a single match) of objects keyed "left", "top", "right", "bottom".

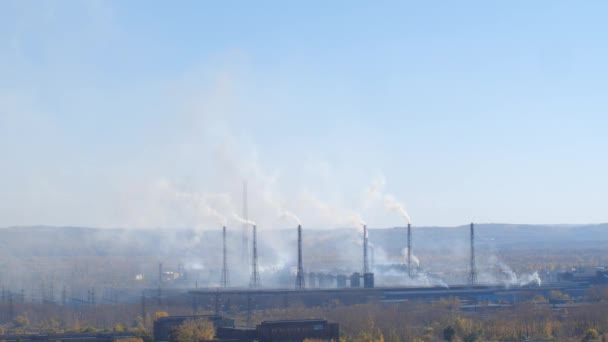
[{"left": 171, "top": 319, "right": 215, "bottom": 342}]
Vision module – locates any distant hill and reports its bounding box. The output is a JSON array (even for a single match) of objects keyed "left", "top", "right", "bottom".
[{"left": 1, "top": 223, "right": 607, "bottom": 258}]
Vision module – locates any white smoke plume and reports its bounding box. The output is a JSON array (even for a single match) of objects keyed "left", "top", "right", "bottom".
[
  {"left": 279, "top": 210, "right": 301, "bottom": 225},
  {"left": 232, "top": 213, "right": 256, "bottom": 226},
  {"left": 401, "top": 247, "right": 420, "bottom": 267},
  {"left": 147, "top": 180, "right": 230, "bottom": 228},
  {"left": 384, "top": 194, "right": 411, "bottom": 225},
  {"left": 367, "top": 175, "right": 412, "bottom": 225},
  {"left": 300, "top": 191, "right": 365, "bottom": 229}
]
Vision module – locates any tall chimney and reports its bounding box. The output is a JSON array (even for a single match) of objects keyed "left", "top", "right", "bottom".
[
  {"left": 242, "top": 182, "right": 249, "bottom": 265},
  {"left": 220, "top": 226, "right": 229, "bottom": 288},
  {"left": 363, "top": 225, "right": 369, "bottom": 274},
  {"left": 250, "top": 225, "right": 260, "bottom": 288},
  {"left": 370, "top": 244, "right": 375, "bottom": 272},
  {"left": 295, "top": 225, "right": 305, "bottom": 289},
  {"left": 470, "top": 222, "right": 477, "bottom": 285},
  {"left": 407, "top": 223, "right": 412, "bottom": 277}
]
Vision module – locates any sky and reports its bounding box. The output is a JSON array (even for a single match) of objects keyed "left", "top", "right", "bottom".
[{"left": 0, "top": 1, "right": 607, "bottom": 229}]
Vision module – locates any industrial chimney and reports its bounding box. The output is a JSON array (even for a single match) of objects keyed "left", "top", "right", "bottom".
[
  {"left": 407, "top": 223, "right": 412, "bottom": 277},
  {"left": 242, "top": 182, "right": 249, "bottom": 265},
  {"left": 220, "top": 226, "right": 229, "bottom": 288},
  {"left": 363, "top": 224, "right": 369, "bottom": 274},
  {"left": 295, "top": 225, "right": 305, "bottom": 289},
  {"left": 470, "top": 222, "right": 477, "bottom": 285},
  {"left": 250, "top": 225, "right": 260, "bottom": 288}
]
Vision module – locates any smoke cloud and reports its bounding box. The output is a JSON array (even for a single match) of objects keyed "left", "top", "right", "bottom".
[
  {"left": 279, "top": 210, "right": 301, "bottom": 225},
  {"left": 367, "top": 175, "right": 412, "bottom": 225},
  {"left": 232, "top": 213, "right": 256, "bottom": 227}
]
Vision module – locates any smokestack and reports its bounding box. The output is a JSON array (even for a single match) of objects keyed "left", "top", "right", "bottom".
[
  {"left": 407, "top": 223, "right": 412, "bottom": 277},
  {"left": 363, "top": 225, "right": 369, "bottom": 274},
  {"left": 250, "top": 225, "right": 260, "bottom": 288},
  {"left": 470, "top": 222, "right": 477, "bottom": 285},
  {"left": 370, "top": 244, "right": 375, "bottom": 272},
  {"left": 242, "top": 182, "right": 249, "bottom": 265},
  {"left": 220, "top": 226, "right": 229, "bottom": 288},
  {"left": 295, "top": 224, "right": 305, "bottom": 289}
]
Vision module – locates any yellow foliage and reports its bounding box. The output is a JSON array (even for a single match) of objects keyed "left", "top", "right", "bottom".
[
  {"left": 154, "top": 311, "right": 169, "bottom": 321},
  {"left": 172, "top": 319, "right": 215, "bottom": 342}
]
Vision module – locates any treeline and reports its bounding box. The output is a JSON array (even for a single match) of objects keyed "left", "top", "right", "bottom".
[
  {"left": 5, "top": 287, "right": 608, "bottom": 341},
  {"left": 243, "top": 297, "right": 608, "bottom": 341}
]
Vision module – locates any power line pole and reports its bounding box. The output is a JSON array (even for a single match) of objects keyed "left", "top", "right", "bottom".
[
  {"left": 141, "top": 291, "right": 147, "bottom": 326},
  {"left": 158, "top": 263, "right": 163, "bottom": 305}
]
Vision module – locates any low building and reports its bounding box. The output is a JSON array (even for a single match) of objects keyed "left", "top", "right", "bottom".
[
  {"left": 216, "top": 319, "right": 339, "bottom": 342},
  {"left": 256, "top": 319, "right": 339, "bottom": 342},
  {"left": 156, "top": 314, "right": 339, "bottom": 342}
]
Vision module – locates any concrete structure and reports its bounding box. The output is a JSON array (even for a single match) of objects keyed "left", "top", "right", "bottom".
[
  {"left": 336, "top": 275, "right": 348, "bottom": 288},
  {"left": 350, "top": 272, "right": 361, "bottom": 288},
  {"left": 363, "top": 272, "right": 375, "bottom": 288}
]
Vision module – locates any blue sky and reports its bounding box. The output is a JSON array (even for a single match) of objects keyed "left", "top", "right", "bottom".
[{"left": 0, "top": 1, "right": 607, "bottom": 228}]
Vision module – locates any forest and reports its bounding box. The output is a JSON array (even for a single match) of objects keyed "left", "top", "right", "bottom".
[{"left": 3, "top": 286, "right": 608, "bottom": 341}]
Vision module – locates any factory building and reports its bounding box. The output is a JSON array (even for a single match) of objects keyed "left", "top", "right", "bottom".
[{"left": 154, "top": 314, "right": 339, "bottom": 342}]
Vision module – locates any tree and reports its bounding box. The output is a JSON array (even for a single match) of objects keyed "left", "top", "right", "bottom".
[
  {"left": 13, "top": 315, "right": 30, "bottom": 328},
  {"left": 443, "top": 326, "right": 456, "bottom": 342},
  {"left": 464, "top": 332, "right": 479, "bottom": 342},
  {"left": 154, "top": 311, "right": 169, "bottom": 321},
  {"left": 171, "top": 319, "right": 215, "bottom": 342},
  {"left": 582, "top": 328, "right": 599, "bottom": 342}
]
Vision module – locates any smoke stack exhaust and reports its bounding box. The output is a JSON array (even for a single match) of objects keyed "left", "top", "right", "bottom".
[
  {"left": 295, "top": 225, "right": 305, "bottom": 289},
  {"left": 407, "top": 223, "right": 412, "bottom": 277},
  {"left": 470, "top": 222, "right": 477, "bottom": 285},
  {"left": 250, "top": 225, "right": 260, "bottom": 288},
  {"left": 363, "top": 224, "right": 369, "bottom": 274},
  {"left": 220, "top": 226, "right": 229, "bottom": 288}
]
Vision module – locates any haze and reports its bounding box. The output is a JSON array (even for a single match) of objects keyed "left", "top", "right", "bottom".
[{"left": 1, "top": 1, "right": 607, "bottom": 228}]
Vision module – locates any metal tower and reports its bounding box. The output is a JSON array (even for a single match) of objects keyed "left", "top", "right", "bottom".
[
  {"left": 220, "top": 226, "right": 229, "bottom": 288},
  {"left": 158, "top": 263, "right": 162, "bottom": 305},
  {"left": 250, "top": 225, "right": 260, "bottom": 288},
  {"left": 295, "top": 225, "right": 305, "bottom": 289},
  {"left": 363, "top": 224, "right": 369, "bottom": 274},
  {"left": 407, "top": 223, "right": 413, "bottom": 277},
  {"left": 470, "top": 222, "right": 477, "bottom": 285}
]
